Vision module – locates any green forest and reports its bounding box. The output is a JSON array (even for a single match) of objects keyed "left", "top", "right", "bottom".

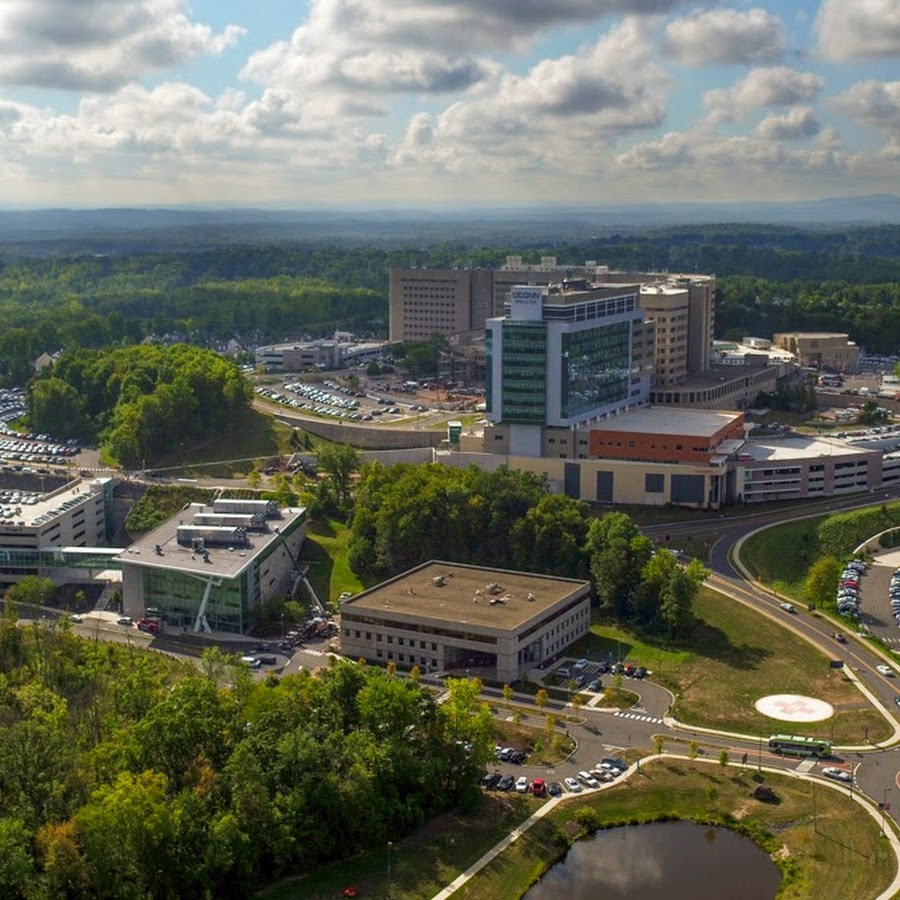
[
  {"left": 27, "top": 345, "right": 252, "bottom": 466},
  {"left": 0, "top": 613, "right": 493, "bottom": 899},
  {"left": 2, "top": 223, "right": 900, "bottom": 387}
]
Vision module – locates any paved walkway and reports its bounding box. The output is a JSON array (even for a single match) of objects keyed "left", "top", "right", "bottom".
[{"left": 429, "top": 754, "right": 900, "bottom": 900}]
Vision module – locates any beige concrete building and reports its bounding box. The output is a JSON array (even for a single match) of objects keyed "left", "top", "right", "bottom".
[
  {"left": 389, "top": 261, "right": 716, "bottom": 394},
  {"left": 339, "top": 560, "right": 591, "bottom": 682},
  {"left": 773, "top": 332, "right": 859, "bottom": 371},
  {"left": 639, "top": 284, "right": 689, "bottom": 385}
]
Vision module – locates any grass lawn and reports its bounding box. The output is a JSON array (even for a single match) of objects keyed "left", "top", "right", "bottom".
[
  {"left": 740, "top": 515, "right": 827, "bottom": 595},
  {"left": 301, "top": 517, "right": 371, "bottom": 605},
  {"left": 451, "top": 760, "right": 897, "bottom": 900},
  {"left": 171, "top": 407, "right": 298, "bottom": 478},
  {"left": 260, "top": 792, "right": 544, "bottom": 900},
  {"left": 567, "top": 587, "right": 890, "bottom": 744}
]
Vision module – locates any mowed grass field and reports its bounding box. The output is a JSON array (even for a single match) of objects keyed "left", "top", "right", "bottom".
[
  {"left": 451, "top": 760, "right": 897, "bottom": 900},
  {"left": 571, "top": 586, "right": 890, "bottom": 744}
]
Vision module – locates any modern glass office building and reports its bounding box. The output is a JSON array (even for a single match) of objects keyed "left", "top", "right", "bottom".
[
  {"left": 486, "top": 281, "right": 652, "bottom": 453},
  {"left": 120, "top": 501, "right": 307, "bottom": 634}
]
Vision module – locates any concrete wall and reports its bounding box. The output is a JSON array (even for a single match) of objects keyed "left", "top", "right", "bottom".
[{"left": 274, "top": 413, "right": 445, "bottom": 449}]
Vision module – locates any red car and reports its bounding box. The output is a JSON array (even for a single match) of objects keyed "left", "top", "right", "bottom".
[{"left": 531, "top": 778, "right": 546, "bottom": 797}]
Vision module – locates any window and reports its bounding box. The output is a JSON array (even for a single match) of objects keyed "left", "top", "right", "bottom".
[{"left": 645, "top": 473, "right": 664, "bottom": 493}]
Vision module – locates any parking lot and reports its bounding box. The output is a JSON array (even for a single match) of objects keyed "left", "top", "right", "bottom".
[{"left": 861, "top": 553, "right": 900, "bottom": 653}]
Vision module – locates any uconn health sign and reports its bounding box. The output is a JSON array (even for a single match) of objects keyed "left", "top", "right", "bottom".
[{"left": 509, "top": 285, "right": 544, "bottom": 321}]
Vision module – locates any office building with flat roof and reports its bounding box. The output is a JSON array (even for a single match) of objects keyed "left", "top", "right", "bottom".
[
  {"left": 773, "top": 332, "right": 860, "bottom": 372},
  {"left": 339, "top": 560, "right": 591, "bottom": 682},
  {"left": 119, "top": 498, "right": 307, "bottom": 634},
  {"left": 0, "top": 476, "right": 116, "bottom": 584}
]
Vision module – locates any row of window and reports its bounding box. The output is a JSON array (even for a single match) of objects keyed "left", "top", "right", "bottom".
[{"left": 344, "top": 628, "right": 439, "bottom": 652}]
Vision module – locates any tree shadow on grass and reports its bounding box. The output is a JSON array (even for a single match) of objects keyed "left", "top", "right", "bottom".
[{"left": 639, "top": 619, "right": 773, "bottom": 671}]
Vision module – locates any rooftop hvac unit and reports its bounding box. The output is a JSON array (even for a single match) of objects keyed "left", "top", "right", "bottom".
[
  {"left": 176, "top": 525, "right": 248, "bottom": 547},
  {"left": 193, "top": 512, "right": 266, "bottom": 531},
  {"left": 212, "top": 498, "right": 281, "bottom": 518}
]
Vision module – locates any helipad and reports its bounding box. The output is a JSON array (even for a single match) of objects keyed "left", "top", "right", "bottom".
[{"left": 755, "top": 694, "right": 834, "bottom": 722}]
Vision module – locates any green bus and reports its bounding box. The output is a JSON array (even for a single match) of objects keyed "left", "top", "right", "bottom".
[{"left": 768, "top": 734, "right": 832, "bottom": 758}]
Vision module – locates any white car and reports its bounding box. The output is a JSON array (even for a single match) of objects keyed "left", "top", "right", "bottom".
[
  {"left": 577, "top": 770, "right": 600, "bottom": 788},
  {"left": 573, "top": 658, "right": 589, "bottom": 671},
  {"left": 780, "top": 603, "right": 796, "bottom": 613},
  {"left": 564, "top": 777, "right": 583, "bottom": 793},
  {"left": 515, "top": 776, "right": 529, "bottom": 793},
  {"left": 821, "top": 766, "right": 853, "bottom": 783},
  {"left": 877, "top": 665, "right": 896, "bottom": 677}
]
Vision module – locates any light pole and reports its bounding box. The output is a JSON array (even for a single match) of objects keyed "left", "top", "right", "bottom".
[{"left": 386, "top": 841, "right": 393, "bottom": 900}]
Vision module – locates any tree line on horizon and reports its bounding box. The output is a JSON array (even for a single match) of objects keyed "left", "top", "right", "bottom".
[{"left": 2, "top": 223, "right": 900, "bottom": 387}]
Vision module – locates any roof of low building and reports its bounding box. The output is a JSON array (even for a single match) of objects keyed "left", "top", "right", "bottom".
[
  {"left": 589, "top": 406, "right": 742, "bottom": 438},
  {"left": 342, "top": 560, "right": 589, "bottom": 631},
  {"left": 117, "top": 504, "right": 307, "bottom": 579}
]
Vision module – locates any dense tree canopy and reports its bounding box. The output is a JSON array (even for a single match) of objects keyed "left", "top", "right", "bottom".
[
  {"left": 347, "top": 463, "right": 552, "bottom": 579},
  {"left": 0, "top": 609, "right": 494, "bottom": 898},
  {"left": 2, "top": 224, "right": 900, "bottom": 387},
  {"left": 28, "top": 344, "right": 252, "bottom": 466}
]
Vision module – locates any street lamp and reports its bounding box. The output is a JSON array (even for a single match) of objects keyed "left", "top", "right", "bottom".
[{"left": 386, "top": 841, "right": 393, "bottom": 900}]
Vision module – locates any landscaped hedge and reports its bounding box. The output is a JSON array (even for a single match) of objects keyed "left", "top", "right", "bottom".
[{"left": 817, "top": 503, "right": 900, "bottom": 559}]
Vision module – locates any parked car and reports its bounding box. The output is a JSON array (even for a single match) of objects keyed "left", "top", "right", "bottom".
[
  {"left": 117, "top": 616, "right": 133, "bottom": 626},
  {"left": 601, "top": 757, "right": 628, "bottom": 771},
  {"left": 563, "top": 777, "right": 582, "bottom": 793},
  {"left": 573, "top": 658, "right": 589, "bottom": 671},
  {"left": 481, "top": 772, "right": 501, "bottom": 790},
  {"left": 497, "top": 774, "right": 515, "bottom": 792},
  {"left": 515, "top": 776, "right": 529, "bottom": 793},
  {"left": 531, "top": 778, "right": 546, "bottom": 797},
  {"left": 547, "top": 781, "right": 562, "bottom": 796},
  {"left": 577, "top": 771, "right": 600, "bottom": 789}
]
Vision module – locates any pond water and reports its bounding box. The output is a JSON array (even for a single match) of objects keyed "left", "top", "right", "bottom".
[{"left": 523, "top": 821, "right": 781, "bottom": 900}]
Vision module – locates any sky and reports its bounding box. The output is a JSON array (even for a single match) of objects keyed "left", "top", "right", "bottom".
[{"left": 0, "top": 0, "right": 898, "bottom": 208}]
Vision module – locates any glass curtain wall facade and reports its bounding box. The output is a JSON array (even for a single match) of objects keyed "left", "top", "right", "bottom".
[
  {"left": 560, "top": 322, "right": 631, "bottom": 420},
  {"left": 142, "top": 569, "right": 250, "bottom": 633},
  {"left": 499, "top": 322, "right": 547, "bottom": 423}
]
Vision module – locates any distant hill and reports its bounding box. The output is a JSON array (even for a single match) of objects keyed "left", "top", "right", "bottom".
[{"left": 0, "top": 195, "right": 897, "bottom": 254}]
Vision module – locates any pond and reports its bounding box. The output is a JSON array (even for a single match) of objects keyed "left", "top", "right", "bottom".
[{"left": 524, "top": 820, "right": 781, "bottom": 900}]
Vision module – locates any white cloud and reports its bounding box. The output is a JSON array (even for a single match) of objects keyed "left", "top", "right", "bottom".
[
  {"left": 754, "top": 106, "right": 821, "bottom": 141},
  {"left": 831, "top": 80, "right": 900, "bottom": 136},
  {"left": 704, "top": 66, "right": 824, "bottom": 122},
  {"left": 0, "top": 0, "right": 243, "bottom": 91},
  {"left": 388, "top": 18, "right": 670, "bottom": 176},
  {"left": 663, "top": 8, "right": 785, "bottom": 66},
  {"left": 816, "top": 0, "right": 900, "bottom": 62}
]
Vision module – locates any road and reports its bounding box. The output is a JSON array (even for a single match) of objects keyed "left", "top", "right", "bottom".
[{"left": 642, "top": 496, "right": 900, "bottom": 824}]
